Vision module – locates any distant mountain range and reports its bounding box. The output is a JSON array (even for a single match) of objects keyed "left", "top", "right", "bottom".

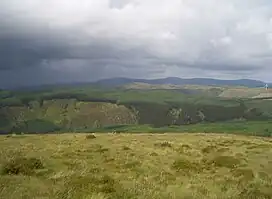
[
  {"left": 7, "top": 77, "right": 271, "bottom": 91},
  {"left": 94, "top": 77, "right": 269, "bottom": 88}
]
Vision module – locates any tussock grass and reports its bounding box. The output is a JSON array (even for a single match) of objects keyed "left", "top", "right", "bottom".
[
  {"left": 1, "top": 156, "right": 44, "bottom": 175},
  {"left": 0, "top": 133, "right": 272, "bottom": 199},
  {"left": 211, "top": 155, "right": 241, "bottom": 168},
  {"left": 231, "top": 168, "right": 255, "bottom": 181},
  {"left": 149, "top": 152, "right": 158, "bottom": 156},
  {"left": 154, "top": 141, "right": 172, "bottom": 148},
  {"left": 171, "top": 158, "right": 201, "bottom": 173},
  {"left": 201, "top": 145, "right": 220, "bottom": 154},
  {"left": 86, "top": 134, "right": 97, "bottom": 139},
  {"left": 122, "top": 146, "right": 131, "bottom": 150},
  {"left": 123, "top": 161, "right": 141, "bottom": 169},
  {"left": 95, "top": 148, "right": 110, "bottom": 153}
]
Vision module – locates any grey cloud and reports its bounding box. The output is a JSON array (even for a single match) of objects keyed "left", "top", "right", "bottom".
[
  {"left": 109, "top": 0, "right": 130, "bottom": 9},
  {"left": 0, "top": 0, "right": 272, "bottom": 87}
]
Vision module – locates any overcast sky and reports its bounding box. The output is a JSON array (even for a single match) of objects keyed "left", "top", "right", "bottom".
[{"left": 0, "top": 0, "right": 272, "bottom": 88}]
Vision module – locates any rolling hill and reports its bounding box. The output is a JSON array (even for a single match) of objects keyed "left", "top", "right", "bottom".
[
  {"left": 9, "top": 77, "right": 270, "bottom": 91},
  {"left": 94, "top": 77, "right": 268, "bottom": 88},
  {"left": 1, "top": 77, "right": 272, "bottom": 134}
]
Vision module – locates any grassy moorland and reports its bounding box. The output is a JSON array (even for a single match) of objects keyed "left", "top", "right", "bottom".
[
  {"left": 1, "top": 84, "right": 272, "bottom": 198},
  {"left": 0, "top": 133, "right": 272, "bottom": 199}
]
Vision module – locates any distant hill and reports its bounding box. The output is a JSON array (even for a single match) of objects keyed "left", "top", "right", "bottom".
[
  {"left": 94, "top": 77, "right": 267, "bottom": 88},
  {"left": 7, "top": 77, "right": 270, "bottom": 91}
]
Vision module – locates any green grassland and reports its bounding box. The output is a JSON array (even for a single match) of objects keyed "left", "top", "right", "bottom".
[
  {"left": 85, "top": 121, "right": 272, "bottom": 137},
  {"left": 122, "top": 82, "right": 272, "bottom": 99},
  {"left": 0, "top": 133, "right": 272, "bottom": 199},
  {"left": 1, "top": 85, "right": 272, "bottom": 134}
]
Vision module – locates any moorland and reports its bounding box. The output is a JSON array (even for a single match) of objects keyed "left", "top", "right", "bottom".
[{"left": 0, "top": 77, "right": 272, "bottom": 199}]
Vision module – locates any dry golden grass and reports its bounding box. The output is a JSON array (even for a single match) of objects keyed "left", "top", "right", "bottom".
[{"left": 0, "top": 133, "right": 272, "bottom": 199}]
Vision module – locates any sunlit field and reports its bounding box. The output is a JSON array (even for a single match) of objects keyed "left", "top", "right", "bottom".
[{"left": 0, "top": 133, "right": 271, "bottom": 199}]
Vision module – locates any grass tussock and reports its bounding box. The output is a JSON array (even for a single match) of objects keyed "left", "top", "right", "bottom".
[
  {"left": 171, "top": 158, "right": 201, "bottom": 173},
  {"left": 232, "top": 168, "right": 255, "bottom": 181},
  {"left": 154, "top": 141, "right": 172, "bottom": 148},
  {"left": 96, "top": 148, "right": 110, "bottom": 153},
  {"left": 201, "top": 145, "right": 218, "bottom": 154},
  {"left": 57, "top": 173, "right": 135, "bottom": 199},
  {"left": 153, "top": 170, "right": 176, "bottom": 184},
  {"left": 239, "top": 184, "right": 272, "bottom": 199},
  {"left": 86, "top": 134, "right": 97, "bottom": 139},
  {"left": 123, "top": 160, "right": 141, "bottom": 169},
  {"left": 175, "top": 144, "right": 193, "bottom": 154},
  {"left": 122, "top": 146, "right": 131, "bottom": 150},
  {"left": 211, "top": 155, "right": 241, "bottom": 168},
  {"left": 0, "top": 133, "right": 271, "bottom": 199},
  {"left": 149, "top": 152, "right": 158, "bottom": 156},
  {"left": 1, "top": 156, "right": 44, "bottom": 175},
  {"left": 91, "top": 144, "right": 110, "bottom": 153}
]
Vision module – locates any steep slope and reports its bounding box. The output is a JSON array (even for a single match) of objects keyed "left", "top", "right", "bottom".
[{"left": 0, "top": 99, "right": 138, "bottom": 133}]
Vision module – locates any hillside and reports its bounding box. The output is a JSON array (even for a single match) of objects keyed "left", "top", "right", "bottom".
[
  {"left": 0, "top": 99, "right": 138, "bottom": 133},
  {"left": 1, "top": 86, "right": 272, "bottom": 134},
  {"left": 0, "top": 133, "right": 271, "bottom": 199},
  {"left": 122, "top": 82, "right": 272, "bottom": 99},
  {"left": 10, "top": 77, "right": 269, "bottom": 90}
]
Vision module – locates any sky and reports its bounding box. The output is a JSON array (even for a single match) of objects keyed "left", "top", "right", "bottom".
[{"left": 0, "top": 0, "right": 272, "bottom": 88}]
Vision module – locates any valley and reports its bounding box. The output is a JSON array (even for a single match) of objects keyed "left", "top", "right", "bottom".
[{"left": 1, "top": 78, "right": 272, "bottom": 199}]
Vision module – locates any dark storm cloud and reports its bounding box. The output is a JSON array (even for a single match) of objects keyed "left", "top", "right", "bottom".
[
  {"left": 0, "top": 36, "right": 71, "bottom": 70},
  {"left": 0, "top": 0, "right": 272, "bottom": 88}
]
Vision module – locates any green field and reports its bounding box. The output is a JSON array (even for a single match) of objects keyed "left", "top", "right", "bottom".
[{"left": 85, "top": 121, "right": 272, "bottom": 137}]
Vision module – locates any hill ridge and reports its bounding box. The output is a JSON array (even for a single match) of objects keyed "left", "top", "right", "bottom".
[
  {"left": 5, "top": 77, "right": 271, "bottom": 91},
  {"left": 94, "top": 77, "right": 269, "bottom": 88}
]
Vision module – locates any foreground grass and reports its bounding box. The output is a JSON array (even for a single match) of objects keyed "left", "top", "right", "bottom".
[{"left": 0, "top": 133, "right": 272, "bottom": 199}]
